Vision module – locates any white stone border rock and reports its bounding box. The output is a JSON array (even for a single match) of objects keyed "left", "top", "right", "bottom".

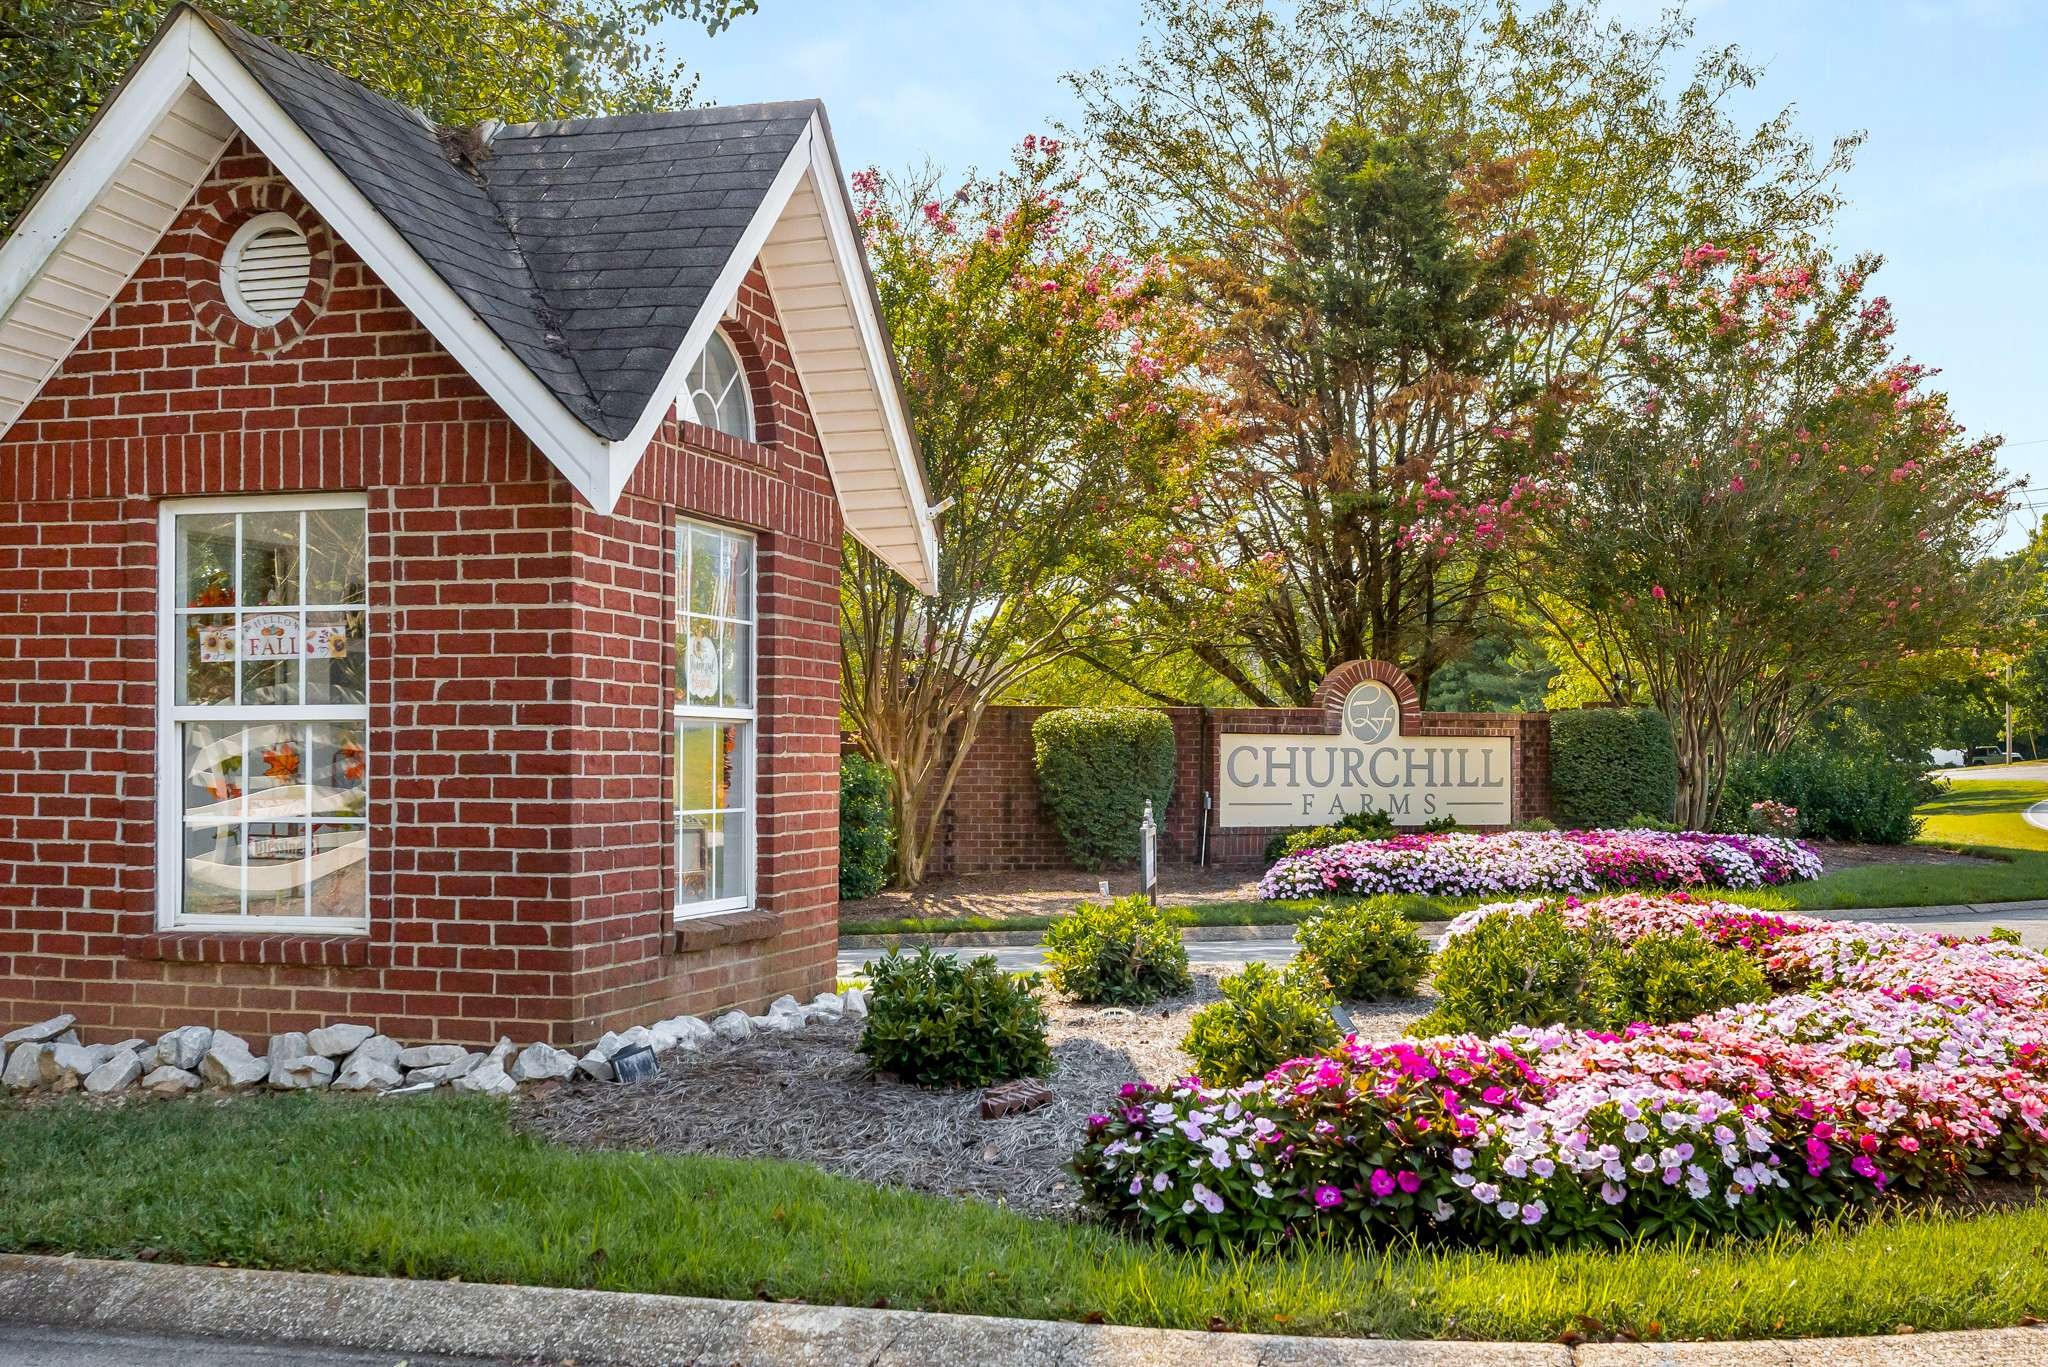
[{"left": 0, "top": 990, "right": 867, "bottom": 1101}]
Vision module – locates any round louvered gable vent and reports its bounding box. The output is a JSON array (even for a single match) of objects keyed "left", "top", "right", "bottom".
[{"left": 221, "top": 212, "right": 312, "bottom": 326}]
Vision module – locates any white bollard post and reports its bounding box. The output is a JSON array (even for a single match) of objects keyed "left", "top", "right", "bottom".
[{"left": 1140, "top": 799, "right": 1158, "bottom": 906}]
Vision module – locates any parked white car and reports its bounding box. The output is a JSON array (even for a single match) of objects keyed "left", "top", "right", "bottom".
[{"left": 1929, "top": 748, "right": 1965, "bottom": 768}]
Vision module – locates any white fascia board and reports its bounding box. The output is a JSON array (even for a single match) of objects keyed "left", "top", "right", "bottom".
[
  {"left": 603, "top": 123, "right": 817, "bottom": 509},
  {"left": 0, "top": 25, "right": 198, "bottom": 320},
  {"left": 801, "top": 133, "right": 940, "bottom": 594},
  {"left": 181, "top": 19, "right": 616, "bottom": 506}
]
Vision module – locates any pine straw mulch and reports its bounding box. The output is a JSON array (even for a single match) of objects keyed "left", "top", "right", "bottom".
[{"left": 519, "top": 975, "right": 1433, "bottom": 1218}]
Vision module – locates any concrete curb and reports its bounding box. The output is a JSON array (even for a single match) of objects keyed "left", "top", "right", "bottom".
[
  {"left": 1, "top": 1254, "right": 2043, "bottom": 1365},
  {"left": 840, "top": 899, "right": 2048, "bottom": 953},
  {"left": 0, "top": 1253, "right": 1555, "bottom": 1366}
]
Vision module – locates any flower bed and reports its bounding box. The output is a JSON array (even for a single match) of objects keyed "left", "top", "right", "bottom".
[
  {"left": 1074, "top": 895, "right": 2048, "bottom": 1251},
  {"left": 1258, "top": 829, "right": 1821, "bottom": 900}
]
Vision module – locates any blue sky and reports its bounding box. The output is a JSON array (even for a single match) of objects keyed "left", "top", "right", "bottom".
[{"left": 671, "top": 1, "right": 2048, "bottom": 545}]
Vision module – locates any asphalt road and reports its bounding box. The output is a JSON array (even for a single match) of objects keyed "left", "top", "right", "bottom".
[
  {"left": 837, "top": 906, "right": 2048, "bottom": 977},
  {"left": 0, "top": 1326, "right": 522, "bottom": 1366},
  {"left": 1934, "top": 760, "right": 2048, "bottom": 783}
]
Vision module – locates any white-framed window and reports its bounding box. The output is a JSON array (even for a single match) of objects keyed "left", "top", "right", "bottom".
[
  {"left": 684, "top": 328, "right": 755, "bottom": 442},
  {"left": 674, "top": 520, "right": 755, "bottom": 918},
  {"left": 156, "top": 494, "right": 370, "bottom": 932}
]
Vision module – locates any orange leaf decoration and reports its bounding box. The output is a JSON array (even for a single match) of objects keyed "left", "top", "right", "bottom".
[{"left": 261, "top": 743, "right": 301, "bottom": 782}]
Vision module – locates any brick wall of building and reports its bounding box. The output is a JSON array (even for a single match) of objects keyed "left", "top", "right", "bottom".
[
  {"left": 919, "top": 684, "right": 1553, "bottom": 876},
  {"left": 0, "top": 137, "right": 841, "bottom": 1046}
]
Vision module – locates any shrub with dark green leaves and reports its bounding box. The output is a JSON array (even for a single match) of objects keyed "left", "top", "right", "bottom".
[
  {"left": 1032, "top": 708, "right": 1176, "bottom": 869},
  {"left": 1264, "top": 808, "right": 1395, "bottom": 863},
  {"left": 856, "top": 948, "right": 1051, "bottom": 1087},
  {"left": 1591, "top": 928, "right": 1771, "bottom": 1027},
  {"left": 1413, "top": 906, "right": 1606, "bottom": 1037},
  {"left": 1181, "top": 961, "right": 1340, "bottom": 1086},
  {"left": 1717, "top": 742, "right": 1936, "bottom": 844},
  {"left": 1549, "top": 707, "right": 1679, "bottom": 829},
  {"left": 1417, "top": 910, "right": 1773, "bottom": 1038},
  {"left": 1294, "top": 901, "right": 1428, "bottom": 1001},
  {"left": 1042, "top": 894, "right": 1192, "bottom": 1006},
  {"left": 838, "top": 754, "right": 896, "bottom": 900},
  {"left": 1622, "top": 811, "right": 1681, "bottom": 832}
]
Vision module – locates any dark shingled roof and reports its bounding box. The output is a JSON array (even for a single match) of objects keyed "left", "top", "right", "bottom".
[{"left": 202, "top": 13, "right": 816, "bottom": 440}]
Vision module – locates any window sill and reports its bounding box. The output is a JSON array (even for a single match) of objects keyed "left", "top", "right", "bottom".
[
  {"left": 674, "top": 908, "right": 778, "bottom": 953},
  {"left": 130, "top": 930, "right": 373, "bottom": 968}
]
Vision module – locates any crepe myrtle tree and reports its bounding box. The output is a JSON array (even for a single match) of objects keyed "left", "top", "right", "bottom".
[
  {"left": 1523, "top": 245, "right": 2011, "bottom": 828},
  {"left": 1, "top": 0, "right": 755, "bottom": 232},
  {"left": 1070, "top": 0, "right": 1859, "bottom": 706},
  {"left": 841, "top": 139, "right": 1212, "bottom": 887}
]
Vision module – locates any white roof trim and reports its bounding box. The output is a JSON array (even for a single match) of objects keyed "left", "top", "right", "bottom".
[{"left": 0, "top": 8, "right": 940, "bottom": 593}]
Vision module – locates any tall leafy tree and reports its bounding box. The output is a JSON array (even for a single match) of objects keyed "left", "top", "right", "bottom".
[
  {"left": 842, "top": 141, "right": 1212, "bottom": 886},
  {"left": 1522, "top": 246, "right": 2010, "bottom": 826},
  {"left": 1070, "top": 0, "right": 1860, "bottom": 704},
  {"left": 1, "top": 0, "right": 755, "bottom": 233}
]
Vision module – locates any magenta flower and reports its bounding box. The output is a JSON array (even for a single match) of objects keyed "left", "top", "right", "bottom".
[
  {"left": 1369, "top": 1168, "right": 1396, "bottom": 1198},
  {"left": 1312, "top": 1185, "right": 1344, "bottom": 1209}
]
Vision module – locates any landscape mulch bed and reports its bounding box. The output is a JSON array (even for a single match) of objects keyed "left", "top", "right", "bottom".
[
  {"left": 522, "top": 976, "right": 1432, "bottom": 1217},
  {"left": 839, "top": 866, "right": 1264, "bottom": 926},
  {"left": 1812, "top": 840, "right": 1998, "bottom": 870}
]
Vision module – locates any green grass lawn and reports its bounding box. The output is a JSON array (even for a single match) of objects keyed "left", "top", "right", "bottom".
[{"left": 0, "top": 1095, "right": 2042, "bottom": 1342}]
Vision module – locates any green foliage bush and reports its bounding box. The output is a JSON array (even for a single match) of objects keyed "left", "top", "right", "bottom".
[
  {"left": 1622, "top": 811, "right": 1681, "bottom": 832},
  {"left": 1042, "top": 895, "right": 1192, "bottom": 1006},
  {"left": 1294, "top": 901, "right": 1428, "bottom": 1001},
  {"left": 1549, "top": 708, "right": 1679, "bottom": 829},
  {"left": 1264, "top": 808, "right": 1395, "bottom": 863},
  {"left": 838, "top": 754, "right": 896, "bottom": 900},
  {"left": 857, "top": 948, "right": 1051, "bottom": 1087},
  {"left": 1416, "top": 910, "right": 1773, "bottom": 1038},
  {"left": 1414, "top": 906, "right": 1602, "bottom": 1037},
  {"left": 1181, "top": 961, "right": 1340, "bottom": 1086},
  {"left": 1591, "top": 928, "right": 1771, "bottom": 1028},
  {"left": 1032, "top": 708, "right": 1176, "bottom": 869},
  {"left": 1717, "top": 742, "right": 1937, "bottom": 844}
]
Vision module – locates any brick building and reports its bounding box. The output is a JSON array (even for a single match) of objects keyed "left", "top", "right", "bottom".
[{"left": 0, "top": 7, "right": 938, "bottom": 1046}]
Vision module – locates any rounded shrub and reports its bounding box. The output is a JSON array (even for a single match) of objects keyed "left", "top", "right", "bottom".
[
  {"left": 856, "top": 948, "right": 1051, "bottom": 1087},
  {"left": 1181, "top": 961, "right": 1340, "bottom": 1086},
  {"left": 1265, "top": 808, "right": 1395, "bottom": 863},
  {"left": 1294, "top": 901, "right": 1428, "bottom": 1001},
  {"left": 1041, "top": 894, "right": 1192, "bottom": 1006},
  {"left": 1413, "top": 906, "right": 1604, "bottom": 1037},
  {"left": 1032, "top": 708, "right": 1176, "bottom": 870},
  {"left": 1717, "top": 742, "right": 1935, "bottom": 844},
  {"left": 1591, "top": 928, "right": 1771, "bottom": 1027},
  {"left": 837, "top": 753, "right": 896, "bottom": 900},
  {"left": 1549, "top": 707, "right": 1679, "bottom": 829}
]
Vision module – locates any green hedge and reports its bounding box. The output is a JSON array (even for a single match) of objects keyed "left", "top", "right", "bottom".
[
  {"left": 1718, "top": 742, "right": 1936, "bottom": 845},
  {"left": 838, "top": 754, "right": 896, "bottom": 900},
  {"left": 1549, "top": 707, "right": 1678, "bottom": 829},
  {"left": 1032, "top": 708, "right": 1176, "bottom": 870}
]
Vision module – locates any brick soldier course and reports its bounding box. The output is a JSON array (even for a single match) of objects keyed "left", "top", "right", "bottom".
[{"left": 0, "top": 8, "right": 938, "bottom": 1046}]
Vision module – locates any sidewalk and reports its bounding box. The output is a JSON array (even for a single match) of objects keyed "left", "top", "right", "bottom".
[{"left": 0, "top": 1254, "right": 2041, "bottom": 1366}]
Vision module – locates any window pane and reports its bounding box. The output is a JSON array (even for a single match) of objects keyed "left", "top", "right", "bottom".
[
  {"left": 713, "top": 812, "right": 748, "bottom": 902},
  {"left": 719, "top": 622, "right": 750, "bottom": 708},
  {"left": 677, "top": 721, "right": 717, "bottom": 811},
  {"left": 714, "top": 721, "right": 742, "bottom": 809},
  {"left": 183, "top": 723, "right": 245, "bottom": 823},
  {"left": 183, "top": 820, "right": 242, "bottom": 918},
  {"left": 306, "top": 823, "right": 368, "bottom": 919},
  {"left": 304, "top": 609, "right": 367, "bottom": 705},
  {"left": 681, "top": 623, "right": 720, "bottom": 705},
  {"left": 309, "top": 722, "right": 368, "bottom": 818},
  {"left": 678, "top": 814, "right": 713, "bottom": 901},
  {"left": 177, "top": 512, "right": 237, "bottom": 607},
  {"left": 245, "top": 821, "right": 310, "bottom": 918},
  {"left": 179, "top": 613, "right": 234, "bottom": 705},
  {"left": 304, "top": 507, "right": 367, "bottom": 604},
  {"left": 244, "top": 722, "right": 308, "bottom": 824},
  {"left": 689, "top": 526, "right": 723, "bottom": 616},
  {"left": 238, "top": 610, "right": 301, "bottom": 705},
  {"left": 240, "top": 510, "right": 300, "bottom": 606}
]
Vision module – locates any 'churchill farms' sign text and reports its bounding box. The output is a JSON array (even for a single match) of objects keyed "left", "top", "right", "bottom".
[{"left": 1217, "top": 679, "right": 1511, "bottom": 827}]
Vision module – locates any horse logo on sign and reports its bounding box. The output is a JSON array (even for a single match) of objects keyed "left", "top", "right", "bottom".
[{"left": 1342, "top": 681, "right": 1400, "bottom": 745}]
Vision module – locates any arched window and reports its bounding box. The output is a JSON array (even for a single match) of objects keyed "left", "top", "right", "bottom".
[{"left": 686, "top": 329, "right": 754, "bottom": 441}]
